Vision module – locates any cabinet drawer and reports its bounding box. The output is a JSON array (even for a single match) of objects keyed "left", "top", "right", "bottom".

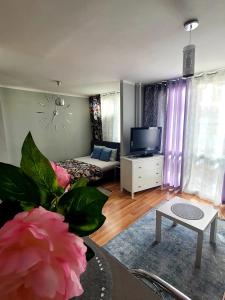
[
  {"left": 133, "top": 160, "right": 163, "bottom": 172},
  {"left": 134, "top": 169, "right": 162, "bottom": 179},
  {"left": 134, "top": 178, "right": 162, "bottom": 192},
  {"left": 133, "top": 177, "right": 162, "bottom": 191},
  {"left": 134, "top": 173, "right": 162, "bottom": 182}
]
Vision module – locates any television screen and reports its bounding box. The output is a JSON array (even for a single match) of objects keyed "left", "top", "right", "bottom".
[{"left": 130, "top": 127, "right": 162, "bottom": 155}]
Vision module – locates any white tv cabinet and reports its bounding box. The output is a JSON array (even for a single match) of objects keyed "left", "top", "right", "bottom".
[{"left": 120, "top": 155, "right": 164, "bottom": 199}]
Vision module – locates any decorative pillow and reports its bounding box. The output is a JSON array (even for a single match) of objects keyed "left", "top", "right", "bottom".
[
  {"left": 104, "top": 147, "right": 118, "bottom": 161},
  {"left": 99, "top": 148, "right": 112, "bottom": 161},
  {"left": 91, "top": 145, "right": 103, "bottom": 159}
]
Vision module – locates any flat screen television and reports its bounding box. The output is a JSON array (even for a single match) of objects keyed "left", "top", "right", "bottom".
[{"left": 130, "top": 127, "right": 162, "bottom": 156}]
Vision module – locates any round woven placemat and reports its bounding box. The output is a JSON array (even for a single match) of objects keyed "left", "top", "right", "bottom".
[{"left": 171, "top": 203, "right": 204, "bottom": 220}]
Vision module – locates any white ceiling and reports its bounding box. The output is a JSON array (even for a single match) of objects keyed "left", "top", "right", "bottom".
[{"left": 0, "top": 0, "right": 225, "bottom": 96}]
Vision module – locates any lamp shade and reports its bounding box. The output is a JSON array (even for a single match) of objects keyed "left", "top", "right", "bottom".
[{"left": 183, "top": 44, "right": 195, "bottom": 77}]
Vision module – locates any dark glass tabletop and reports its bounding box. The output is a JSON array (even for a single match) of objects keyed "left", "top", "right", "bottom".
[{"left": 73, "top": 238, "right": 160, "bottom": 300}]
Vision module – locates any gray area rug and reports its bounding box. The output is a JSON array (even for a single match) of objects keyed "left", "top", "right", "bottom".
[{"left": 103, "top": 202, "right": 225, "bottom": 300}]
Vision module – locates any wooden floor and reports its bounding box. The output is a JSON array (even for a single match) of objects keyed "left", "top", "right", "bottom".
[{"left": 90, "top": 181, "right": 213, "bottom": 246}]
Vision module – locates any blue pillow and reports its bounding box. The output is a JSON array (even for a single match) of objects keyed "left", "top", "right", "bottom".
[
  {"left": 99, "top": 148, "right": 112, "bottom": 161},
  {"left": 91, "top": 146, "right": 102, "bottom": 159}
]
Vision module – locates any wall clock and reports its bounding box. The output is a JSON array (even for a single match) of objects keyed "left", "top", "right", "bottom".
[{"left": 36, "top": 81, "right": 73, "bottom": 130}]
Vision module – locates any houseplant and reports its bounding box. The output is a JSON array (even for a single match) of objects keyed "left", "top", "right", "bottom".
[{"left": 0, "top": 132, "right": 108, "bottom": 299}]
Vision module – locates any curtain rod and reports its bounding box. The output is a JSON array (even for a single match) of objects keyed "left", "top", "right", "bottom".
[
  {"left": 101, "top": 91, "right": 120, "bottom": 96},
  {"left": 143, "top": 66, "right": 225, "bottom": 86},
  {"left": 144, "top": 77, "right": 185, "bottom": 86},
  {"left": 194, "top": 67, "right": 225, "bottom": 78}
]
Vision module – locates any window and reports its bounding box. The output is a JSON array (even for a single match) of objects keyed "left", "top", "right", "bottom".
[
  {"left": 101, "top": 93, "right": 120, "bottom": 142},
  {"left": 183, "top": 74, "right": 225, "bottom": 204}
]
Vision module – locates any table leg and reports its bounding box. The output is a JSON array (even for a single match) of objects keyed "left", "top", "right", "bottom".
[
  {"left": 210, "top": 217, "right": 217, "bottom": 244},
  {"left": 195, "top": 231, "right": 203, "bottom": 268},
  {"left": 155, "top": 211, "right": 162, "bottom": 243}
]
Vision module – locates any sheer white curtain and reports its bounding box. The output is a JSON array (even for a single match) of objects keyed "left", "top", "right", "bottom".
[
  {"left": 183, "top": 71, "right": 225, "bottom": 204},
  {"left": 101, "top": 93, "right": 120, "bottom": 142}
]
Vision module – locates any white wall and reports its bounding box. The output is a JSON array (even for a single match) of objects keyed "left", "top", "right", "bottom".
[
  {"left": 0, "top": 87, "right": 91, "bottom": 166},
  {"left": 120, "top": 80, "right": 135, "bottom": 155},
  {"left": 135, "top": 83, "right": 144, "bottom": 127},
  {"left": 0, "top": 89, "right": 9, "bottom": 162}
]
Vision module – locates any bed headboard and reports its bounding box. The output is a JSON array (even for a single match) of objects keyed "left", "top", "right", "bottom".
[{"left": 91, "top": 140, "right": 120, "bottom": 161}]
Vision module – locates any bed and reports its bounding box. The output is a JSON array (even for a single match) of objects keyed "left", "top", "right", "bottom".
[{"left": 57, "top": 141, "right": 120, "bottom": 183}]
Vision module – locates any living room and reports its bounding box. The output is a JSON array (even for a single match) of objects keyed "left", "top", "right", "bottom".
[{"left": 0, "top": 1, "right": 225, "bottom": 300}]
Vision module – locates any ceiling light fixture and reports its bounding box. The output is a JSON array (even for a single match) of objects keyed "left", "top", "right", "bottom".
[{"left": 183, "top": 19, "right": 199, "bottom": 78}]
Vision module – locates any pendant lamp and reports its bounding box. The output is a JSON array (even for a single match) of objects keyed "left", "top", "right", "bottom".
[{"left": 183, "top": 19, "right": 199, "bottom": 77}]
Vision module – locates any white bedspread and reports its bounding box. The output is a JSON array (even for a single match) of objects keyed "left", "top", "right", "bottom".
[{"left": 75, "top": 156, "right": 120, "bottom": 172}]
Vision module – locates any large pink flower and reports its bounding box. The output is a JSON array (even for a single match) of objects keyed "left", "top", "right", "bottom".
[
  {"left": 50, "top": 161, "right": 71, "bottom": 189},
  {"left": 0, "top": 207, "right": 87, "bottom": 300}
]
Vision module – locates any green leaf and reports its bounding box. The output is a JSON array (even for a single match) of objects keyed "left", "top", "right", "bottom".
[
  {"left": 0, "top": 163, "right": 40, "bottom": 208},
  {"left": 71, "top": 177, "right": 89, "bottom": 190},
  {"left": 57, "top": 187, "right": 108, "bottom": 236},
  {"left": 20, "top": 132, "right": 64, "bottom": 206},
  {"left": 0, "top": 200, "right": 23, "bottom": 228}
]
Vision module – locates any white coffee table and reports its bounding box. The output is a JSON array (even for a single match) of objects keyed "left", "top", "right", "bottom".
[{"left": 155, "top": 196, "right": 218, "bottom": 268}]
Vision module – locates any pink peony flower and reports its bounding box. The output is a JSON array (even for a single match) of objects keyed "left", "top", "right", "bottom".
[
  {"left": 0, "top": 207, "right": 87, "bottom": 300},
  {"left": 50, "top": 161, "right": 71, "bottom": 189}
]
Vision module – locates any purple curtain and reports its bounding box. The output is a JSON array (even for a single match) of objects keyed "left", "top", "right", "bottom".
[
  {"left": 163, "top": 79, "right": 187, "bottom": 190},
  {"left": 222, "top": 173, "right": 225, "bottom": 204}
]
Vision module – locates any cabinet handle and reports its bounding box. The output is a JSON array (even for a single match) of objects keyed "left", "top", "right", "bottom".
[
  {"left": 156, "top": 173, "right": 159, "bottom": 175},
  {"left": 138, "top": 185, "right": 142, "bottom": 188},
  {"left": 156, "top": 163, "right": 159, "bottom": 166},
  {"left": 156, "top": 181, "right": 159, "bottom": 184},
  {"left": 138, "top": 176, "right": 142, "bottom": 178},
  {"left": 138, "top": 166, "right": 142, "bottom": 169}
]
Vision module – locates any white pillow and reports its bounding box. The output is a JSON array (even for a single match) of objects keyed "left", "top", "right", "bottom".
[{"left": 104, "top": 147, "right": 117, "bottom": 161}]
